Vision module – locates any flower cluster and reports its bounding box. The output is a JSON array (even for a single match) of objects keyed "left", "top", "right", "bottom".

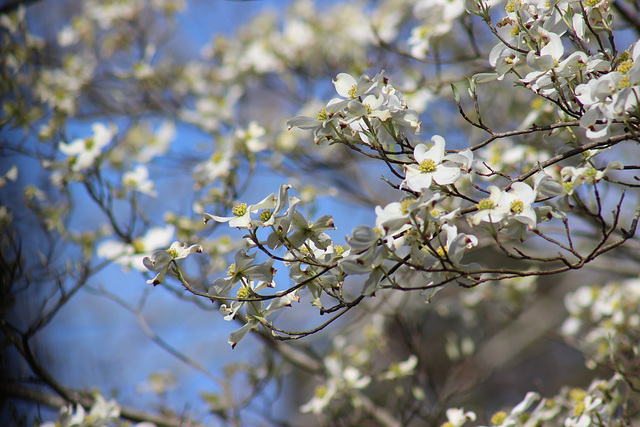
[
  {"left": 562, "top": 277, "right": 640, "bottom": 369},
  {"left": 40, "top": 394, "right": 156, "bottom": 427},
  {"left": 471, "top": 0, "right": 640, "bottom": 140},
  {"left": 287, "top": 71, "right": 421, "bottom": 146},
  {"left": 445, "top": 374, "right": 625, "bottom": 426}
]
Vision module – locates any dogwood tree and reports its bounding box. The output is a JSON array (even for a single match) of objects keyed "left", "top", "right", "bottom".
[{"left": 2, "top": 0, "right": 640, "bottom": 426}]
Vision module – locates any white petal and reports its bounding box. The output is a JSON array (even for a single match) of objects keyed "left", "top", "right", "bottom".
[
  {"left": 333, "top": 73, "right": 357, "bottom": 98},
  {"left": 432, "top": 166, "right": 461, "bottom": 185}
]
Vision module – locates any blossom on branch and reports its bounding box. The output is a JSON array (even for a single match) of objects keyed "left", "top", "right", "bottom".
[
  {"left": 403, "top": 135, "right": 462, "bottom": 192},
  {"left": 142, "top": 241, "right": 203, "bottom": 285}
]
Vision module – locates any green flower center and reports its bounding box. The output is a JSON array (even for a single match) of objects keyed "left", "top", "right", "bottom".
[
  {"left": 510, "top": 200, "right": 524, "bottom": 214},
  {"left": 123, "top": 177, "right": 137, "bottom": 186},
  {"left": 584, "top": 0, "right": 599, "bottom": 6},
  {"left": 573, "top": 401, "right": 585, "bottom": 417},
  {"left": 211, "top": 151, "right": 223, "bottom": 163},
  {"left": 259, "top": 209, "right": 272, "bottom": 222},
  {"left": 400, "top": 198, "right": 416, "bottom": 215},
  {"left": 477, "top": 198, "right": 495, "bottom": 210},
  {"left": 237, "top": 286, "right": 251, "bottom": 299},
  {"left": 618, "top": 76, "right": 631, "bottom": 88},
  {"left": 315, "top": 384, "right": 329, "bottom": 398},
  {"left": 317, "top": 109, "right": 328, "bottom": 121},
  {"left": 227, "top": 263, "right": 236, "bottom": 276},
  {"left": 491, "top": 411, "right": 507, "bottom": 425},
  {"left": 616, "top": 59, "right": 633, "bottom": 74},
  {"left": 531, "top": 97, "right": 545, "bottom": 110},
  {"left": 84, "top": 137, "right": 95, "bottom": 150},
  {"left": 132, "top": 238, "right": 145, "bottom": 253},
  {"left": 232, "top": 203, "right": 247, "bottom": 217},
  {"left": 167, "top": 248, "right": 179, "bottom": 258},
  {"left": 348, "top": 84, "right": 358, "bottom": 98},
  {"left": 436, "top": 246, "right": 448, "bottom": 258},
  {"left": 569, "top": 388, "right": 587, "bottom": 403},
  {"left": 418, "top": 159, "right": 437, "bottom": 173},
  {"left": 562, "top": 181, "right": 574, "bottom": 192},
  {"left": 334, "top": 244, "right": 345, "bottom": 255}
]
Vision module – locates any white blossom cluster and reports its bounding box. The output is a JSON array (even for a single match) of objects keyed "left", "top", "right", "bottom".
[
  {"left": 41, "top": 394, "right": 155, "bottom": 427},
  {"left": 195, "top": 60, "right": 631, "bottom": 347},
  {"left": 474, "top": 0, "right": 640, "bottom": 141},
  {"left": 562, "top": 277, "right": 640, "bottom": 368},
  {"left": 443, "top": 374, "right": 625, "bottom": 427},
  {"left": 287, "top": 71, "right": 421, "bottom": 145}
]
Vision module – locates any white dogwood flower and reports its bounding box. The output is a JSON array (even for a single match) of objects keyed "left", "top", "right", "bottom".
[
  {"left": 403, "top": 135, "right": 461, "bottom": 191},
  {"left": 498, "top": 182, "right": 538, "bottom": 229},
  {"left": 209, "top": 250, "right": 276, "bottom": 296},
  {"left": 142, "top": 241, "right": 203, "bottom": 285},
  {"left": 332, "top": 72, "right": 377, "bottom": 99},
  {"left": 470, "top": 185, "right": 508, "bottom": 226}
]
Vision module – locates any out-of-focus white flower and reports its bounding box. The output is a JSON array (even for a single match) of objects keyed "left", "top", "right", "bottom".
[
  {"left": 380, "top": 354, "right": 418, "bottom": 380},
  {"left": 86, "top": 0, "right": 143, "bottom": 30},
  {"left": 41, "top": 393, "right": 122, "bottom": 427},
  {"left": 136, "top": 370, "right": 177, "bottom": 395},
  {"left": 57, "top": 25, "right": 80, "bottom": 46},
  {"left": 140, "top": 120, "right": 175, "bottom": 162},
  {"left": 85, "top": 394, "right": 120, "bottom": 424},
  {"left": 485, "top": 391, "right": 541, "bottom": 427},
  {"left": 122, "top": 165, "right": 156, "bottom": 197},
  {"left": 0, "top": 165, "right": 18, "bottom": 188},
  {"left": 193, "top": 138, "right": 235, "bottom": 188},
  {"left": 300, "top": 383, "right": 338, "bottom": 414},
  {"left": 442, "top": 407, "right": 476, "bottom": 427},
  {"left": 300, "top": 353, "right": 371, "bottom": 414},
  {"left": 60, "top": 123, "right": 115, "bottom": 171},
  {"left": 97, "top": 225, "right": 175, "bottom": 272},
  {"left": 407, "top": 0, "right": 466, "bottom": 59},
  {"left": 235, "top": 121, "right": 267, "bottom": 152}
]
